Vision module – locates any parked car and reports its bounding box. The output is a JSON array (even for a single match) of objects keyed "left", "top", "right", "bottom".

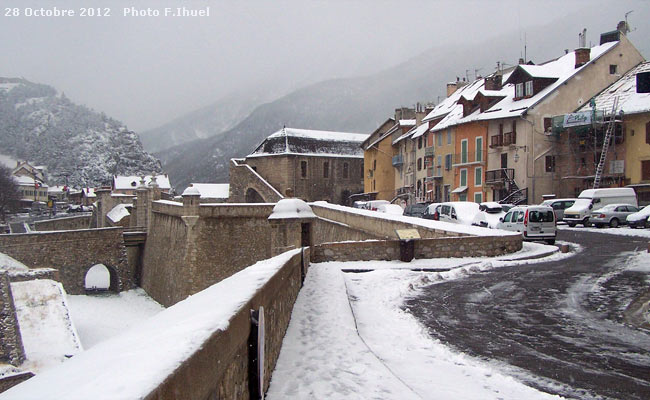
[
  {"left": 589, "top": 204, "right": 640, "bottom": 228},
  {"left": 403, "top": 203, "right": 429, "bottom": 218},
  {"left": 540, "top": 198, "right": 576, "bottom": 222},
  {"left": 627, "top": 205, "right": 650, "bottom": 228},
  {"left": 364, "top": 200, "right": 390, "bottom": 211},
  {"left": 352, "top": 201, "right": 368, "bottom": 209},
  {"left": 438, "top": 202, "right": 480, "bottom": 226},
  {"left": 422, "top": 203, "right": 441, "bottom": 220},
  {"left": 563, "top": 188, "right": 637, "bottom": 227},
  {"left": 496, "top": 205, "right": 557, "bottom": 244},
  {"left": 377, "top": 203, "right": 404, "bottom": 215},
  {"left": 472, "top": 202, "right": 507, "bottom": 228}
]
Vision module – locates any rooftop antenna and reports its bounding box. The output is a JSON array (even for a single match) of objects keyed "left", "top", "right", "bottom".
[
  {"left": 624, "top": 10, "right": 635, "bottom": 33},
  {"left": 524, "top": 32, "right": 527, "bottom": 63},
  {"left": 578, "top": 28, "right": 587, "bottom": 48},
  {"left": 474, "top": 68, "right": 483, "bottom": 79}
]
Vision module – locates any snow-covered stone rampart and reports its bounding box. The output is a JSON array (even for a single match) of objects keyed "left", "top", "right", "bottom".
[{"left": 1, "top": 249, "right": 308, "bottom": 400}]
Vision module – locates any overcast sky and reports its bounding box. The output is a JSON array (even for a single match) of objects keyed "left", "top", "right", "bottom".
[{"left": 2, "top": 0, "right": 648, "bottom": 131}]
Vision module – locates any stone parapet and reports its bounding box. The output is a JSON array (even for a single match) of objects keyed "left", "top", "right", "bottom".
[
  {"left": 0, "top": 273, "right": 26, "bottom": 366},
  {"left": 34, "top": 215, "right": 92, "bottom": 231}
]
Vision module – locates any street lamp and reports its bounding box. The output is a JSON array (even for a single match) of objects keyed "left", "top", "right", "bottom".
[{"left": 513, "top": 145, "right": 528, "bottom": 163}]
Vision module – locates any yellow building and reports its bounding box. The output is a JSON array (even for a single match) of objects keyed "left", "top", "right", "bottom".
[{"left": 362, "top": 118, "right": 397, "bottom": 201}]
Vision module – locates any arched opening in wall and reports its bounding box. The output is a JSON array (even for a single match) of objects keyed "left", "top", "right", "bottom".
[
  {"left": 84, "top": 264, "right": 119, "bottom": 293},
  {"left": 245, "top": 187, "right": 265, "bottom": 203}
]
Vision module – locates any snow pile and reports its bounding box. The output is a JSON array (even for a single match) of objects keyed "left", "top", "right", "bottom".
[
  {"left": 269, "top": 198, "right": 316, "bottom": 220},
  {"left": 188, "top": 183, "right": 229, "bottom": 199},
  {"left": 1, "top": 249, "right": 301, "bottom": 399},
  {"left": 11, "top": 280, "right": 82, "bottom": 374},
  {"left": 106, "top": 204, "right": 130, "bottom": 224},
  {"left": 0, "top": 253, "right": 29, "bottom": 275}
]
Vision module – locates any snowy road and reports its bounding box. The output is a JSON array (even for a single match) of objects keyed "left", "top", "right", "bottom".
[{"left": 407, "top": 230, "right": 650, "bottom": 399}]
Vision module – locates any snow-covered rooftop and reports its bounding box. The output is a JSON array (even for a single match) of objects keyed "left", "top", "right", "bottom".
[
  {"left": 188, "top": 183, "right": 229, "bottom": 199},
  {"left": 579, "top": 61, "right": 650, "bottom": 115},
  {"left": 248, "top": 127, "right": 369, "bottom": 158},
  {"left": 113, "top": 175, "right": 171, "bottom": 191},
  {"left": 429, "top": 41, "right": 619, "bottom": 132}
]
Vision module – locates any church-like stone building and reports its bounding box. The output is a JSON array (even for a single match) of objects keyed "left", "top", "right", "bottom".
[{"left": 229, "top": 127, "right": 369, "bottom": 205}]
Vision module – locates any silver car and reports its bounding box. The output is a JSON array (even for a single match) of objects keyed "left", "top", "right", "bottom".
[{"left": 589, "top": 204, "right": 640, "bottom": 228}]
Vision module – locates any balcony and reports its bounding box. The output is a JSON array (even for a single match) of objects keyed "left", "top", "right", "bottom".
[
  {"left": 490, "top": 134, "right": 503, "bottom": 148},
  {"left": 425, "top": 166, "right": 443, "bottom": 181},
  {"left": 451, "top": 151, "right": 485, "bottom": 166},
  {"left": 392, "top": 154, "right": 404, "bottom": 167},
  {"left": 424, "top": 147, "right": 435, "bottom": 157},
  {"left": 485, "top": 168, "right": 514, "bottom": 186}
]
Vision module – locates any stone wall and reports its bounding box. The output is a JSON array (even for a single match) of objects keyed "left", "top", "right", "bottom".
[
  {"left": 0, "top": 372, "right": 33, "bottom": 394},
  {"left": 142, "top": 202, "right": 276, "bottom": 307},
  {"left": 312, "top": 234, "right": 522, "bottom": 262},
  {"left": 228, "top": 159, "right": 284, "bottom": 203},
  {"left": 0, "top": 228, "right": 133, "bottom": 295},
  {"left": 0, "top": 273, "right": 25, "bottom": 366},
  {"left": 146, "top": 249, "right": 308, "bottom": 399},
  {"left": 311, "top": 204, "right": 464, "bottom": 240},
  {"left": 33, "top": 215, "right": 92, "bottom": 231}
]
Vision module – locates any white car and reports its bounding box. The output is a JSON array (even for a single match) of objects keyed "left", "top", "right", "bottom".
[
  {"left": 626, "top": 204, "right": 650, "bottom": 228},
  {"left": 472, "top": 202, "right": 507, "bottom": 228},
  {"left": 438, "top": 202, "right": 480, "bottom": 226},
  {"left": 377, "top": 203, "right": 404, "bottom": 215},
  {"left": 496, "top": 205, "right": 557, "bottom": 244}
]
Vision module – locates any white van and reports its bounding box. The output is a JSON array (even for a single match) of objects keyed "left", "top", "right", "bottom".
[
  {"left": 496, "top": 205, "right": 557, "bottom": 244},
  {"left": 563, "top": 188, "right": 637, "bottom": 227}
]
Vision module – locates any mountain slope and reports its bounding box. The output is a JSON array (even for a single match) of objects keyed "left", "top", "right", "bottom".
[
  {"left": 138, "top": 89, "right": 271, "bottom": 153},
  {"left": 0, "top": 78, "right": 161, "bottom": 188}
]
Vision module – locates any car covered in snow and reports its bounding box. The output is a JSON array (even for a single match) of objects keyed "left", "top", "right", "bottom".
[
  {"left": 627, "top": 204, "right": 650, "bottom": 228},
  {"left": 471, "top": 202, "right": 507, "bottom": 228},
  {"left": 403, "top": 203, "right": 429, "bottom": 218},
  {"left": 438, "top": 202, "right": 480, "bottom": 226},
  {"left": 421, "top": 203, "right": 441, "bottom": 220},
  {"left": 588, "top": 204, "right": 639, "bottom": 228},
  {"left": 376, "top": 203, "right": 404, "bottom": 215}
]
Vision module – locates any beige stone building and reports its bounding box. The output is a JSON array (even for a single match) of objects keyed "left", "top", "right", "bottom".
[{"left": 230, "top": 127, "right": 369, "bottom": 205}]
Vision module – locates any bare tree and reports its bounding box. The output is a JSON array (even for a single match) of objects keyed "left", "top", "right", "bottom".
[{"left": 0, "top": 165, "right": 20, "bottom": 222}]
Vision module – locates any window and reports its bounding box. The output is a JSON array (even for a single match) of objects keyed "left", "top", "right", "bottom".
[
  {"left": 545, "top": 155, "right": 555, "bottom": 172},
  {"left": 300, "top": 161, "right": 308, "bottom": 178},
  {"left": 609, "top": 64, "right": 618, "bottom": 74},
  {"left": 437, "top": 132, "right": 443, "bottom": 147},
  {"left": 461, "top": 139, "right": 468, "bottom": 163},
  {"left": 460, "top": 168, "right": 467, "bottom": 187},
  {"left": 503, "top": 212, "right": 512, "bottom": 223},
  {"left": 642, "top": 160, "right": 650, "bottom": 181},
  {"left": 447, "top": 128, "right": 451, "bottom": 144},
  {"left": 476, "top": 137, "right": 483, "bottom": 162},
  {"left": 417, "top": 158, "right": 422, "bottom": 171},
  {"left": 373, "top": 159, "right": 377, "bottom": 170},
  {"left": 445, "top": 154, "right": 452, "bottom": 170},
  {"left": 544, "top": 118, "right": 552, "bottom": 133},
  {"left": 343, "top": 162, "right": 349, "bottom": 179},
  {"left": 474, "top": 192, "right": 483, "bottom": 203},
  {"left": 638, "top": 72, "right": 650, "bottom": 93},
  {"left": 515, "top": 83, "right": 524, "bottom": 98},
  {"left": 444, "top": 185, "right": 451, "bottom": 202},
  {"left": 525, "top": 80, "right": 533, "bottom": 96},
  {"left": 475, "top": 167, "right": 483, "bottom": 186},
  {"left": 437, "top": 155, "right": 442, "bottom": 168},
  {"left": 418, "top": 137, "right": 423, "bottom": 149},
  {"left": 646, "top": 121, "right": 650, "bottom": 144},
  {"left": 323, "top": 161, "right": 329, "bottom": 178},
  {"left": 459, "top": 194, "right": 467, "bottom": 202}
]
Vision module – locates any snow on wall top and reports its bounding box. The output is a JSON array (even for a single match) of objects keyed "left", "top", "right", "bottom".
[
  {"left": 579, "top": 61, "right": 650, "bottom": 115},
  {"left": 1, "top": 249, "right": 301, "bottom": 400},
  {"left": 248, "top": 127, "right": 369, "bottom": 158},
  {"left": 268, "top": 198, "right": 316, "bottom": 220},
  {"left": 106, "top": 204, "right": 130, "bottom": 223},
  {"left": 189, "top": 183, "right": 229, "bottom": 199},
  {"left": 429, "top": 41, "right": 619, "bottom": 132},
  {"left": 113, "top": 175, "right": 171, "bottom": 190}
]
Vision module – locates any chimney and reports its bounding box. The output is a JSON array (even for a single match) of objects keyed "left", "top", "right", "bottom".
[
  {"left": 484, "top": 74, "right": 502, "bottom": 91},
  {"left": 518, "top": 58, "right": 525, "bottom": 65},
  {"left": 574, "top": 47, "right": 591, "bottom": 68},
  {"left": 446, "top": 82, "right": 458, "bottom": 97}
]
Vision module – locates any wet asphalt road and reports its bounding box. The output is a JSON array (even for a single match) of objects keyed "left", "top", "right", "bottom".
[{"left": 406, "top": 230, "right": 650, "bottom": 400}]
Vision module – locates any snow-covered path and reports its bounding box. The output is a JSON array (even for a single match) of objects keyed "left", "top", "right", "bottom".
[{"left": 267, "top": 243, "right": 569, "bottom": 399}]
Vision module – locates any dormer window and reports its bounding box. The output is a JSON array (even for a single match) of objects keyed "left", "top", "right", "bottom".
[
  {"left": 525, "top": 80, "right": 533, "bottom": 97},
  {"left": 515, "top": 83, "right": 524, "bottom": 98}
]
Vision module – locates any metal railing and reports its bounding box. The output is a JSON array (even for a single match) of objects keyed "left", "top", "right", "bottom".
[{"left": 485, "top": 168, "right": 514, "bottom": 185}]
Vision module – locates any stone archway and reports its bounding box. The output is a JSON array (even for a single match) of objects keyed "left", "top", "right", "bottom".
[
  {"left": 245, "top": 187, "right": 266, "bottom": 203},
  {"left": 84, "top": 264, "right": 120, "bottom": 293}
]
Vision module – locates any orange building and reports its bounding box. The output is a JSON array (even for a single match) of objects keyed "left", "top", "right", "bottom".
[{"left": 452, "top": 121, "right": 488, "bottom": 202}]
